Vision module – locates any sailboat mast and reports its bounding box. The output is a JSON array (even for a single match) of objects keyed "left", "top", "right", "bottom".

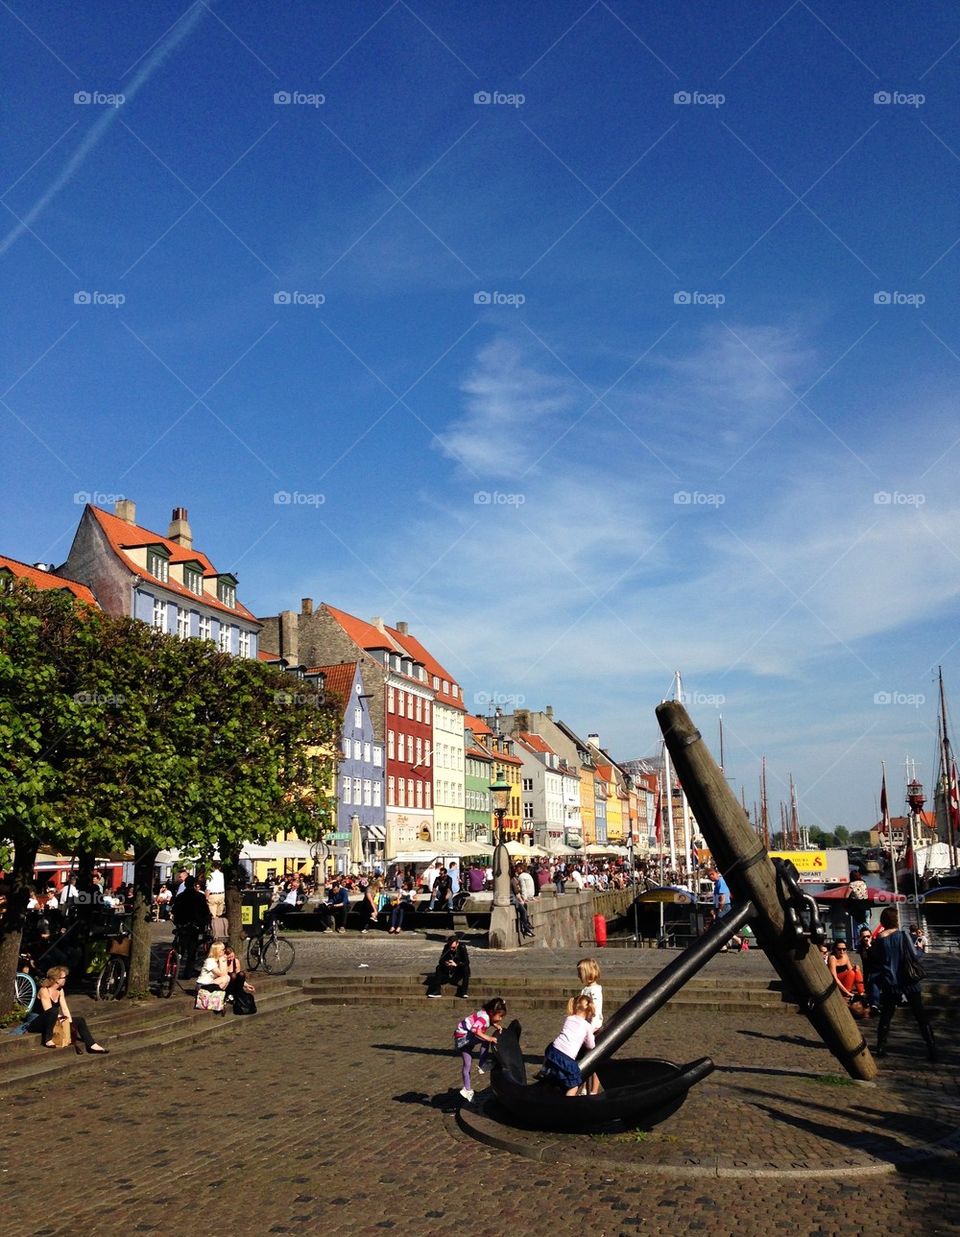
[
  {"left": 789, "top": 775, "right": 800, "bottom": 849},
  {"left": 719, "top": 713, "right": 725, "bottom": 773},
  {"left": 760, "top": 756, "right": 770, "bottom": 850},
  {"left": 939, "top": 667, "right": 958, "bottom": 870}
]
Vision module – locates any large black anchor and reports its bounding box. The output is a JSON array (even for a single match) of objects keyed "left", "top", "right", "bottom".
[{"left": 488, "top": 702, "right": 875, "bottom": 1135}]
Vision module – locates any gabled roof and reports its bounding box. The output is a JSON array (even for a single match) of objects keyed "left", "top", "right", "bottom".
[
  {"left": 308, "top": 662, "right": 359, "bottom": 710},
  {"left": 519, "top": 731, "right": 554, "bottom": 755},
  {"left": 0, "top": 555, "right": 97, "bottom": 606},
  {"left": 386, "top": 626, "right": 465, "bottom": 712},
  {"left": 87, "top": 506, "right": 257, "bottom": 622},
  {"left": 324, "top": 604, "right": 401, "bottom": 654},
  {"left": 466, "top": 745, "right": 494, "bottom": 762},
  {"left": 465, "top": 714, "right": 493, "bottom": 737}
]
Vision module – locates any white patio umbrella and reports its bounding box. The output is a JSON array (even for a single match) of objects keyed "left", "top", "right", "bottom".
[{"left": 349, "top": 815, "right": 364, "bottom": 868}]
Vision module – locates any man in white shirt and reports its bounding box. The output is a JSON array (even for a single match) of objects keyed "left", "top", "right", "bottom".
[
  {"left": 423, "top": 862, "right": 442, "bottom": 896},
  {"left": 569, "top": 868, "right": 585, "bottom": 891},
  {"left": 518, "top": 866, "right": 536, "bottom": 901},
  {"left": 205, "top": 861, "right": 225, "bottom": 918}
]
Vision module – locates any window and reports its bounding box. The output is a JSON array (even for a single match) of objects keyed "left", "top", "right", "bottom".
[
  {"left": 407, "top": 779, "right": 413, "bottom": 806},
  {"left": 152, "top": 597, "right": 167, "bottom": 630},
  {"left": 442, "top": 679, "right": 449, "bottom": 694},
  {"left": 184, "top": 566, "right": 203, "bottom": 595},
  {"left": 424, "top": 701, "right": 430, "bottom": 727},
  {"left": 176, "top": 608, "right": 189, "bottom": 640},
  {"left": 415, "top": 737, "right": 422, "bottom": 766},
  {"left": 388, "top": 730, "right": 395, "bottom": 761},
  {"left": 452, "top": 684, "right": 459, "bottom": 698},
  {"left": 415, "top": 780, "right": 422, "bottom": 808},
  {"left": 218, "top": 624, "right": 231, "bottom": 653},
  {"left": 198, "top": 614, "right": 212, "bottom": 642},
  {"left": 342, "top": 736, "right": 351, "bottom": 758},
  {"left": 363, "top": 741, "right": 371, "bottom": 764},
  {"left": 524, "top": 803, "right": 534, "bottom": 820},
  {"left": 432, "top": 675, "right": 440, "bottom": 689},
  {"left": 217, "top": 578, "right": 236, "bottom": 608},
  {"left": 398, "top": 780, "right": 405, "bottom": 807},
  {"left": 407, "top": 735, "right": 414, "bottom": 763},
  {"left": 388, "top": 686, "right": 395, "bottom": 713},
  {"left": 147, "top": 548, "right": 169, "bottom": 582},
  {"left": 373, "top": 745, "right": 382, "bottom": 767},
  {"left": 353, "top": 739, "right": 361, "bottom": 760},
  {"left": 398, "top": 691, "right": 405, "bottom": 718},
  {"left": 238, "top": 630, "right": 251, "bottom": 658},
  {"left": 353, "top": 776, "right": 362, "bottom": 802},
  {"left": 354, "top": 706, "right": 362, "bottom": 730},
  {"left": 342, "top": 775, "right": 352, "bottom": 804},
  {"left": 387, "top": 776, "right": 394, "bottom": 805},
  {"left": 373, "top": 781, "right": 382, "bottom": 807},
  {"left": 363, "top": 779, "right": 372, "bottom": 806},
  {"left": 523, "top": 778, "right": 533, "bottom": 792},
  {"left": 424, "top": 783, "right": 431, "bottom": 810},
  {"left": 415, "top": 695, "right": 422, "bottom": 723}
]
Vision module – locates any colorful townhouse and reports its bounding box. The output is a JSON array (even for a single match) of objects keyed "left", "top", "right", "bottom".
[
  {"left": 464, "top": 716, "right": 494, "bottom": 845},
  {"left": 257, "top": 601, "right": 439, "bottom": 857},
  {"left": 514, "top": 732, "right": 568, "bottom": 851},
  {"left": 498, "top": 707, "right": 592, "bottom": 849},
  {"left": 311, "top": 661, "right": 385, "bottom": 871},
  {"left": 60, "top": 501, "right": 260, "bottom": 656}
]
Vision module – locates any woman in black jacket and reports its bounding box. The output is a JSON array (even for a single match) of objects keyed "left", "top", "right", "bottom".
[
  {"left": 426, "top": 934, "right": 470, "bottom": 998},
  {"left": 872, "top": 907, "right": 936, "bottom": 1061}
]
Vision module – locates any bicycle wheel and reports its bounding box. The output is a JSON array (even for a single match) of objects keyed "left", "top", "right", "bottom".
[
  {"left": 158, "top": 949, "right": 178, "bottom": 998},
  {"left": 15, "top": 972, "right": 37, "bottom": 1013},
  {"left": 246, "top": 935, "right": 262, "bottom": 972},
  {"left": 96, "top": 956, "right": 127, "bottom": 1001},
  {"left": 260, "top": 936, "right": 295, "bottom": 975}
]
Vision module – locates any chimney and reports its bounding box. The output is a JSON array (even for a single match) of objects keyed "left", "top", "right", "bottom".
[
  {"left": 115, "top": 499, "right": 136, "bottom": 524},
  {"left": 587, "top": 733, "right": 601, "bottom": 748},
  {"left": 515, "top": 708, "right": 531, "bottom": 734},
  {"left": 545, "top": 704, "right": 554, "bottom": 719},
  {"left": 371, "top": 616, "right": 386, "bottom": 632},
  {"left": 301, "top": 598, "right": 313, "bottom": 616},
  {"left": 278, "top": 610, "right": 299, "bottom": 665},
  {"left": 395, "top": 621, "right": 409, "bottom": 635},
  {"left": 167, "top": 507, "right": 193, "bottom": 549}
]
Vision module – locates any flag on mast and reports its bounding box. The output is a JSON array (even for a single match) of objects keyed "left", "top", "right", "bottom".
[{"left": 654, "top": 789, "right": 663, "bottom": 846}]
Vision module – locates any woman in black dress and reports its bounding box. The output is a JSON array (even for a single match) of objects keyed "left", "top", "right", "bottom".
[{"left": 36, "top": 967, "right": 108, "bottom": 1054}]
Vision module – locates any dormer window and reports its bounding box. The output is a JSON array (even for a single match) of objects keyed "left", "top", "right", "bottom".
[
  {"left": 216, "top": 574, "right": 237, "bottom": 608},
  {"left": 146, "top": 545, "right": 170, "bottom": 582},
  {"left": 183, "top": 563, "right": 204, "bottom": 595}
]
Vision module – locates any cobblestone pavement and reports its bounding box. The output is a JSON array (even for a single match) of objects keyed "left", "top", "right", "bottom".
[{"left": 3, "top": 948, "right": 960, "bottom": 1237}]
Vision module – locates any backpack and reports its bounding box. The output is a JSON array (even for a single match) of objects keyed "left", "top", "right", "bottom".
[{"left": 233, "top": 988, "right": 257, "bottom": 1016}]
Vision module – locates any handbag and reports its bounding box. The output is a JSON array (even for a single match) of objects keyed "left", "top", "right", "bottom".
[
  {"left": 51, "top": 1017, "right": 73, "bottom": 1048},
  {"left": 900, "top": 944, "right": 925, "bottom": 985},
  {"left": 232, "top": 989, "right": 257, "bottom": 1016},
  {"left": 195, "top": 987, "right": 226, "bottom": 1013}
]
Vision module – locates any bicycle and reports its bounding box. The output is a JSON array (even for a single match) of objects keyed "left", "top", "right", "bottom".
[
  {"left": 159, "top": 922, "right": 211, "bottom": 996},
  {"left": 94, "top": 929, "right": 130, "bottom": 1001},
  {"left": 15, "top": 970, "right": 37, "bottom": 1014},
  {"left": 246, "top": 916, "right": 295, "bottom": 975}
]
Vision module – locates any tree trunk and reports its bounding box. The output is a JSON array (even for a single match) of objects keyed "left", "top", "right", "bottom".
[
  {"left": 0, "top": 836, "right": 38, "bottom": 1016},
  {"left": 125, "top": 845, "right": 157, "bottom": 1000},
  {"left": 219, "top": 838, "right": 245, "bottom": 956}
]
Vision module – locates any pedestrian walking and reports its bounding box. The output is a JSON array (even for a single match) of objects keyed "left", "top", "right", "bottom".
[{"left": 872, "top": 907, "right": 936, "bottom": 1062}]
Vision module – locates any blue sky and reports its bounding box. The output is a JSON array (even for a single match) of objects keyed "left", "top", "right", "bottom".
[{"left": 4, "top": 1, "right": 960, "bottom": 830}]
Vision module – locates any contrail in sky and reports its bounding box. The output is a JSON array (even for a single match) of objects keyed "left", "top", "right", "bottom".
[{"left": 0, "top": 1, "right": 208, "bottom": 256}]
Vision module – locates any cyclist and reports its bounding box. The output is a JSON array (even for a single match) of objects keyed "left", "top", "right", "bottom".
[{"left": 172, "top": 876, "right": 211, "bottom": 977}]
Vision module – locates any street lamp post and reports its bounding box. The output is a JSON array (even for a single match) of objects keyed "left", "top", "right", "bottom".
[{"left": 488, "top": 777, "right": 515, "bottom": 949}]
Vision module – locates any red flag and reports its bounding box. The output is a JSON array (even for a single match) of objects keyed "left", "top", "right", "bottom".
[{"left": 654, "top": 789, "right": 662, "bottom": 846}]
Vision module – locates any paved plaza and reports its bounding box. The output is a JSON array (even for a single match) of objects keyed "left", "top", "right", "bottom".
[{"left": 3, "top": 934, "right": 959, "bottom": 1236}]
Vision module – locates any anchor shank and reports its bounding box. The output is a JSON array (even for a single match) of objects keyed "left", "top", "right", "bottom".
[{"left": 579, "top": 901, "right": 754, "bottom": 1075}]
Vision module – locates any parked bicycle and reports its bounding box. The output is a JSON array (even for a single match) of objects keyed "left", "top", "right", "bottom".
[
  {"left": 15, "top": 969, "right": 37, "bottom": 1014},
  {"left": 94, "top": 927, "right": 130, "bottom": 1001},
  {"left": 158, "top": 922, "right": 211, "bottom": 997},
  {"left": 246, "top": 916, "right": 295, "bottom": 975}
]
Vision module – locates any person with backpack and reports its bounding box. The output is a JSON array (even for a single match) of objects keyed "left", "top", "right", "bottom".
[
  {"left": 872, "top": 906, "right": 935, "bottom": 1061},
  {"left": 454, "top": 997, "right": 506, "bottom": 1102},
  {"left": 223, "top": 944, "right": 257, "bottom": 1015}
]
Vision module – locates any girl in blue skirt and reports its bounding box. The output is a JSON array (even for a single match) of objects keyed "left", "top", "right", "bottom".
[{"left": 541, "top": 994, "right": 599, "bottom": 1096}]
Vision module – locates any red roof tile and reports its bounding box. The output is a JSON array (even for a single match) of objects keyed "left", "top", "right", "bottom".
[
  {"left": 324, "top": 604, "right": 399, "bottom": 653},
  {"left": 0, "top": 555, "right": 98, "bottom": 606},
  {"left": 386, "top": 625, "right": 466, "bottom": 712},
  {"left": 89, "top": 506, "right": 257, "bottom": 622},
  {"left": 466, "top": 745, "right": 493, "bottom": 761},
  {"left": 519, "top": 731, "right": 554, "bottom": 755},
  {"left": 465, "top": 715, "right": 493, "bottom": 736}
]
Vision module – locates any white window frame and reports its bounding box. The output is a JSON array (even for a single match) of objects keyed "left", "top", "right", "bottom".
[
  {"left": 342, "top": 775, "right": 352, "bottom": 804},
  {"left": 198, "top": 614, "right": 212, "bottom": 642},
  {"left": 152, "top": 597, "right": 167, "bottom": 630},
  {"left": 373, "top": 781, "right": 382, "bottom": 807},
  {"left": 176, "top": 607, "right": 189, "bottom": 640}
]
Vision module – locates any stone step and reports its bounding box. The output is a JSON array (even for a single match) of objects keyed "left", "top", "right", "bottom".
[{"left": 306, "top": 992, "right": 787, "bottom": 1011}]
